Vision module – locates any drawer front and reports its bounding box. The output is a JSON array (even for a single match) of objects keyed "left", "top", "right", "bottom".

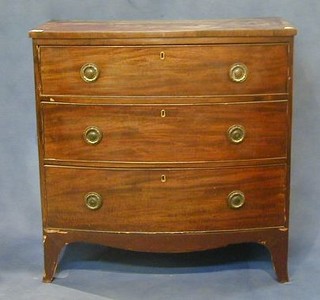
[
  {"left": 43, "top": 102, "right": 288, "bottom": 162},
  {"left": 45, "top": 165, "right": 286, "bottom": 232},
  {"left": 40, "top": 44, "right": 288, "bottom": 96}
]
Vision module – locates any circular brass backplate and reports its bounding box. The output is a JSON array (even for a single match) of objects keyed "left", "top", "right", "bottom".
[
  {"left": 83, "top": 126, "right": 103, "bottom": 145},
  {"left": 85, "top": 192, "right": 103, "bottom": 210},
  {"left": 227, "top": 190, "right": 245, "bottom": 209},
  {"left": 227, "top": 125, "right": 245, "bottom": 144},
  {"left": 229, "top": 63, "right": 248, "bottom": 83},
  {"left": 80, "top": 63, "right": 99, "bottom": 83}
]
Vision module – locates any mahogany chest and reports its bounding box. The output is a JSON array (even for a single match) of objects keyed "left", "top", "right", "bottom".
[{"left": 29, "top": 18, "right": 297, "bottom": 282}]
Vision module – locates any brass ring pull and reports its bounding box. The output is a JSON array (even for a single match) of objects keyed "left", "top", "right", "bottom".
[
  {"left": 229, "top": 63, "right": 248, "bottom": 83},
  {"left": 84, "top": 126, "right": 103, "bottom": 145},
  {"left": 228, "top": 191, "right": 245, "bottom": 209},
  {"left": 85, "top": 192, "right": 103, "bottom": 210},
  {"left": 80, "top": 63, "right": 99, "bottom": 82},
  {"left": 227, "top": 125, "right": 245, "bottom": 144}
]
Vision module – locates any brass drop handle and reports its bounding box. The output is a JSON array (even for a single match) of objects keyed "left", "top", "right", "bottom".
[
  {"left": 84, "top": 126, "right": 103, "bottom": 145},
  {"left": 229, "top": 63, "right": 248, "bottom": 83},
  {"left": 228, "top": 191, "right": 245, "bottom": 209},
  {"left": 85, "top": 192, "right": 103, "bottom": 210},
  {"left": 80, "top": 63, "right": 100, "bottom": 82},
  {"left": 227, "top": 125, "right": 245, "bottom": 144}
]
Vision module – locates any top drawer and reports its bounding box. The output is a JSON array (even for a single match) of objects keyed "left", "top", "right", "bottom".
[{"left": 39, "top": 44, "right": 288, "bottom": 96}]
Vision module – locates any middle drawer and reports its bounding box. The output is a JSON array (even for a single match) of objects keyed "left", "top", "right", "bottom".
[{"left": 43, "top": 102, "right": 288, "bottom": 162}]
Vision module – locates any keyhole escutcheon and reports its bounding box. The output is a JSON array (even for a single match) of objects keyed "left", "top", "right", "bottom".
[{"left": 160, "top": 51, "right": 166, "bottom": 60}]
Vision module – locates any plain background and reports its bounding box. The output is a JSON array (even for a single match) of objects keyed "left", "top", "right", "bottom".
[{"left": 1, "top": 1, "right": 319, "bottom": 299}]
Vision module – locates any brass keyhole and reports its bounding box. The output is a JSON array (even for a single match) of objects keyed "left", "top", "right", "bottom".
[
  {"left": 161, "top": 109, "right": 166, "bottom": 118},
  {"left": 160, "top": 51, "right": 166, "bottom": 60},
  {"left": 161, "top": 175, "right": 166, "bottom": 182}
]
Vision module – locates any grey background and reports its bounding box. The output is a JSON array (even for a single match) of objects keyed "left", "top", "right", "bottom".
[{"left": 1, "top": 0, "right": 319, "bottom": 299}]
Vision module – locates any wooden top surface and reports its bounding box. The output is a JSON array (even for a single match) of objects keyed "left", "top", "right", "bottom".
[{"left": 29, "top": 18, "right": 297, "bottom": 39}]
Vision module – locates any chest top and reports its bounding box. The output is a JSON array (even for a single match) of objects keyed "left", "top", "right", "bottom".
[{"left": 29, "top": 17, "right": 296, "bottom": 39}]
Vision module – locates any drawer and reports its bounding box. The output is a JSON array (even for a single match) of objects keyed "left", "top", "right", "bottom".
[
  {"left": 40, "top": 44, "right": 288, "bottom": 96},
  {"left": 45, "top": 165, "right": 286, "bottom": 232},
  {"left": 43, "top": 102, "right": 288, "bottom": 162}
]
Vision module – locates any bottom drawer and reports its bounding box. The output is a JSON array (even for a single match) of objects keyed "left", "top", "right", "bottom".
[{"left": 45, "top": 165, "right": 286, "bottom": 232}]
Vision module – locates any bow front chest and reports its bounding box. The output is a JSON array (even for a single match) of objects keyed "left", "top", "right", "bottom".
[{"left": 29, "top": 18, "right": 297, "bottom": 283}]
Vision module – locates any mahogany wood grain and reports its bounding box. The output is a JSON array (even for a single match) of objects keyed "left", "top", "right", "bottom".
[
  {"left": 43, "top": 101, "right": 288, "bottom": 162},
  {"left": 45, "top": 165, "right": 286, "bottom": 232},
  {"left": 40, "top": 44, "right": 288, "bottom": 96},
  {"left": 29, "top": 18, "right": 297, "bottom": 39}
]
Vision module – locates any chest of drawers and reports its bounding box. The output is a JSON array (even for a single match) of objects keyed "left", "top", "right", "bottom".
[{"left": 29, "top": 18, "right": 297, "bottom": 283}]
